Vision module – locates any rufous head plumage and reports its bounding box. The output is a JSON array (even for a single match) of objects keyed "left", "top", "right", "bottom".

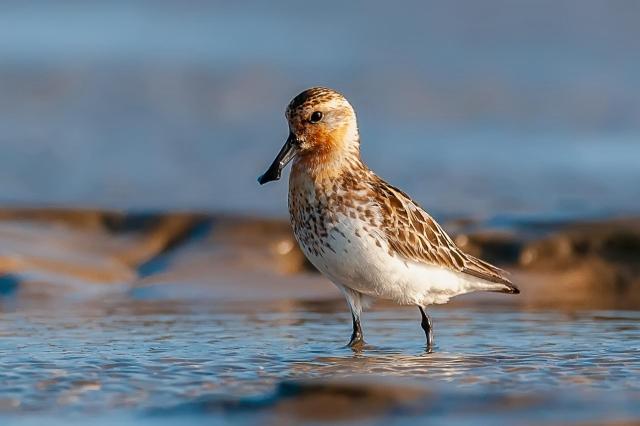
[
  {"left": 258, "top": 87, "right": 360, "bottom": 185},
  {"left": 286, "top": 87, "right": 359, "bottom": 156}
]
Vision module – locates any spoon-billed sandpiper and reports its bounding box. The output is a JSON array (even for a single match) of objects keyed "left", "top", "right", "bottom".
[{"left": 258, "top": 87, "right": 519, "bottom": 350}]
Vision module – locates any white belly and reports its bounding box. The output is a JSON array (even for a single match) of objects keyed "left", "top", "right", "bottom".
[{"left": 296, "top": 214, "right": 492, "bottom": 306}]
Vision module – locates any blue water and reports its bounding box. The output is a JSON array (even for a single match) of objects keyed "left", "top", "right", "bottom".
[
  {"left": 1, "top": 301, "right": 639, "bottom": 424},
  {"left": 0, "top": 0, "right": 638, "bottom": 217}
]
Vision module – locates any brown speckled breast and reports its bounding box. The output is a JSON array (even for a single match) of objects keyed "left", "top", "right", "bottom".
[
  {"left": 289, "top": 160, "right": 515, "bottom": 289},
  {"left": 288, "top": 162, "right": 381, "bottom": 259}
]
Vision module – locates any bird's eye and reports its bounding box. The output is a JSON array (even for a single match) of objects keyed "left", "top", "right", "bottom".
[{"left": 309, "top": 111, "right": 323, "bottom": 123}]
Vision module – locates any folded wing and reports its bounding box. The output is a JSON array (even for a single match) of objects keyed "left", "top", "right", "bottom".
[{"left": 373, "top": 178, "right": 518, "bottom": 293}]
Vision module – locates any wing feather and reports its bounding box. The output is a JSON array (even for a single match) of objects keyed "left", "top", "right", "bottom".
[{"left": 373, "top": 177, "right": 518, "bottom": 292}]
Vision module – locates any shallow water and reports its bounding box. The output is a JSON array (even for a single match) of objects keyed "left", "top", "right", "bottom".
[{"left": 2, "top": 299, "right": 639, "bottom": 424}]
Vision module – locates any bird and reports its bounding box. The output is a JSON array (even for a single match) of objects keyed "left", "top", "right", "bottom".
[{"left": 258, "top": 87, "right": 519, "bottom": 351}]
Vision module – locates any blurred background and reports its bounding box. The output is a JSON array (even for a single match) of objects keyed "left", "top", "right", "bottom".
[
  {"left": 1, "top": 2, "right": 640, "bottom": 424},
  {"left": 1, "top": 0, "right": 639, "bottom": 218}
]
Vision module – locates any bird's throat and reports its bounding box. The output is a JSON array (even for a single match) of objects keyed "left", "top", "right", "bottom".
[{"left": 293, "top": 143, "right": 362, "bottom": 182}]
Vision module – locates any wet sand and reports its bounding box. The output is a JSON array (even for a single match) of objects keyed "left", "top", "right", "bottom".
[
  {"left": 1, "top": 209, "right": 639, "bottom": 425},
  {"left": 1, "top": 208, "right": 638, "bottom": 308}
]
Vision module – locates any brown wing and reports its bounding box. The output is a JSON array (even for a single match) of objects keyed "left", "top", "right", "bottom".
[{"left": 374, "top": 178, "right": 517, "bottom": 291}]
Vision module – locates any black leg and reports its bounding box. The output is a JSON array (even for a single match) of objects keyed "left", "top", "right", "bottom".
[
  {"left": 419, "top": 306, "right": 434, "bottom": 351},
  {"left": 348, "top": 313, "right": 364, "bottom": 348}
]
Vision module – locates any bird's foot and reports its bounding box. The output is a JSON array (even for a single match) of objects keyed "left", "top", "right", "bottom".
[
  {"left": 346, "top": 331, "right": 365, "bottom": 351},
  {"left": 425, "top": 341, "right": 434, "bottom": 354},
  {"left": 419, "top": 306, "right": 435, "bottom": 353},
  {"left": 346, "top": 313, "right": 365, "bottom": 350}
]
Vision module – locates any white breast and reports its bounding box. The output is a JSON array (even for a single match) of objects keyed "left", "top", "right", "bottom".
[
  {"left": 297, "top": 213, "right": 496, "bottom": 307},
  {"left": 289, "top": 170, "right": 494, "bottom": 307}
]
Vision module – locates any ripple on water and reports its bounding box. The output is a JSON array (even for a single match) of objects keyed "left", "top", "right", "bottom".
[{"left": 0, "top": 304, "right": 639, "bottom": 424}]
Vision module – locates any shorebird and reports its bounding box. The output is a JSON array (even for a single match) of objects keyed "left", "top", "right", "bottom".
[{"left": 258, "top": 87, "right": 519, "bottom": 350}]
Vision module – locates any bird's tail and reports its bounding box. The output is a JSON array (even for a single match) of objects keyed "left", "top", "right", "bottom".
[
  {"left": 463, "top": 255, "right": 520, "bottom": 295},
  {"left": 493, "top": 282, "right": 520, "bottom": 295}
]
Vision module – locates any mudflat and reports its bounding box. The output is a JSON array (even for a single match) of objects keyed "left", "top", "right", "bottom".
[{"left": 0, "top": 209, "right": 639, "bottom": 424}]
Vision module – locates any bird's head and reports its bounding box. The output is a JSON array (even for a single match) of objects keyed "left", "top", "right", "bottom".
[{"left": 258, "top": 87, "right": 360, "bottom": 184}]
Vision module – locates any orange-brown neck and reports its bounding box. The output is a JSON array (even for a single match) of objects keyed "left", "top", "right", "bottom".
[
  {"left": 293, "top": 118, "right": 362, "bottom": 181},
  {"left": 293, "top": 138, "right": 361, "bottom": 182}
]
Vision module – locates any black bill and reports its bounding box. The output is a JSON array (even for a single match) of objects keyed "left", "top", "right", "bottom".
[{"left": 257, "top": 133, "right": 298, "bottom": 185}]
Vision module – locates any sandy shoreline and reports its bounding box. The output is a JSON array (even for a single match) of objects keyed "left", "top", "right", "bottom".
[
  {"left": 1, "top": 208, "right": 639, "bottom": 424},
  {"left": 0, "top": 208, "right": 637, "bottom": 310}
]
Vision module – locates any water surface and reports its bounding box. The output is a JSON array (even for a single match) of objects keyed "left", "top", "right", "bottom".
[
  {"left": 0, "top": 0, "right": 639, "bottom": 218},
  {"left": 2, "top": 299, "right": 639, "bottom": 424}
]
